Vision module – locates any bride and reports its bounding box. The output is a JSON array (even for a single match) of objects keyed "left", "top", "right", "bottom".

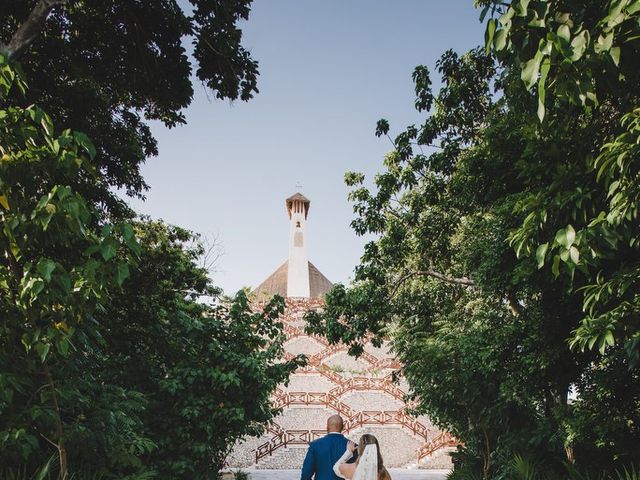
[{"left": 333, "top": 434, "right": 392, "bottom": 480}]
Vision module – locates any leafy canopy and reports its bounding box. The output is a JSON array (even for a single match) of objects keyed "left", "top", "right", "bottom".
[
  {"left": 307, "top": 1, "right": 640, "bottom": 476},
  {"left": 0, "top": 0, "right": 260, "bottom": 204}
]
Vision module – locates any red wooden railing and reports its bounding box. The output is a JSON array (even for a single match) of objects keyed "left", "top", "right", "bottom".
[
  {"left": 416, "top": 431, "right": 460, "bottom": 461},
  {"left": 255, "top": 418, "right": 460, "bottom": 464},
  {"left": 255, "top": 395, "right": 434, "bottom": 463},
  {"left": 283, "top": 324, "right": 330, "bottom": 347},
  {"left": 249, "top": 301, "right": 457, "bottom": 465}
]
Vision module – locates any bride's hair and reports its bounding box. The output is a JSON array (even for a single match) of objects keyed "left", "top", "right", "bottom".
[{"left": 357, "top": 434, "right": 391, "bottom": 480}]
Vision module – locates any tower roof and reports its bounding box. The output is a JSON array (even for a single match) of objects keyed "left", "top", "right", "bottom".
[
  {"left": 286, "top": 192, "right": 310, "bottom": 219},
  {"left": 286, "top": 192, "right": 310, "bottom": 203},
  {"left": 252, "top": 260, "right": 332, "bottom": 300}
]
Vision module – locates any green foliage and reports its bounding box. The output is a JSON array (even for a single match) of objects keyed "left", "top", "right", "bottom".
[
  {"left": 509, "top": 459, "right": 640, "bottom": 480},
  {"left": 447, "top": 463, "right": 484, "bottom": 480},
  {"left": 0, "top": 55, "right": 140, "bottom": 476},
  {"left": 232, "top": 469, "right": 250, "bottom": 480},
  {"left": 513, "top": 455, "right": 543, "bottom": 480},
  {"left": 307, "top": 2, "right": 640, "bottom": 477},
  {"left": 483, "top": 0, "right": 640, "bottom": 366},
  {"left": 0, "top": 0, "right": 260, "bottom": 204},
  {"left": 1, "top": 54, "right": 300, "bottom": 478},
  {"left": 485, "top": 0, "right": 640, "bottom": 114},
  {"left": 98, "top": 219, "right": 304, "bottom": 478},
  {"left": 616, "top": 466, "right": 640, "bottom": 480}
]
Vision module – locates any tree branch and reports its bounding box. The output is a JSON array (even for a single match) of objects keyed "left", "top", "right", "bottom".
[
  {"left": 506, "top": 292, "right": 522, "bottom": 317},
  {"left": 389, "top": 268, "right": 474, "bottom": 298},
  {"left": 1, "top": 0, "right": 67, "bottom": 61},
  {"left": 415, "top": 269, "right": 475, "bottom": 286},
  {"left": 43, "top": 362, "right": 68, "bottom": 478}
]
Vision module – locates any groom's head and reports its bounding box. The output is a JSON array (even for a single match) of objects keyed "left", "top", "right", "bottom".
[{"left": 326, "top": 414, "right": 344, "bottom": 433}]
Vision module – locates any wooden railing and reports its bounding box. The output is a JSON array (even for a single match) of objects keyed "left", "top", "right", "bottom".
[
  {"left": 416, "top": 431, "right": 460, "bottom": 461},
  {"left": 283, "top": 324, "right": 329, "bottom": 347},
  {"left": 256, "top": 411, "right": 458, "bottom": 464},
  {"left": 255, "top": 395, "right": 434, "bottom": 463},
  {"left": 255, "top": 424, "right": 287, "bottom": 463},
  {"left": 251, "top": 302, "right": 454, "bottom": 465},
  {"left": 289, "top": 364, "right": 407, "bottom": 403},
  {"left": 272, "top": 390, "right": 356, "bottom": 418},
  {"left": 254, "top": 407, "right": 434, "bottom": 463},
  {"left": 328, "top": 375, "right": 407, "bottom": 403}
]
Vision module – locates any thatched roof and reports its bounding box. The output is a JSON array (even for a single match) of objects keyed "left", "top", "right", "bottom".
[
  {"left": 253, "top": 261, "right": 288, "bottom": 298},
  {"left": 252, "top": 260, "right": 332, "bottom": 300},
  {"left": 309, "top": 262, "right": 333, "bottom": 298}
]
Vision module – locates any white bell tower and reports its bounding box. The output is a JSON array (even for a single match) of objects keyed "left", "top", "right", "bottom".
[{"left": 285, "top": 192, "right": 311, "bottom": 298}]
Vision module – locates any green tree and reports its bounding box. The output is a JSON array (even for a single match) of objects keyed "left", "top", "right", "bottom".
[
  {"left": 1, "top": 55, "right": 300, "bottom": 478},
  {"left": 0, "top": 0, "right": 260, "bottom": 208},
  {"left": 97, "top": 219, "right": 304, "bottom": 478},
  {"left": 482, "top": 0, "right": 640, "bottom": 365},
  {"left": 0, "top": 55, "right": 139, "bottom": 478},
  {"left": 307, "top": 19, "right": 640, "bottom": 477}
]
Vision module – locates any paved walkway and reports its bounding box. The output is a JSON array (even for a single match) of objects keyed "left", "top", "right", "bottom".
[{"left": 245, "top": 469, "right": 450, "bottom": 480}]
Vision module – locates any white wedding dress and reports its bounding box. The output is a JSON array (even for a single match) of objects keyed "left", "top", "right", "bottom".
[{"left": 333, "top": 444, "right": 378, "bottom": 480}]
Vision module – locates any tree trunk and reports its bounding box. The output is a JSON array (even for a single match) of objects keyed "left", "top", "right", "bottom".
[
  {"left": 1, "top": 0, "right": 67, "bottom": 61},
  {"left": 43, "top": 363, "right": 68, "bottom": 479},
  {"left": 482, "top": 429, "right": 492, "bottom": 479}
]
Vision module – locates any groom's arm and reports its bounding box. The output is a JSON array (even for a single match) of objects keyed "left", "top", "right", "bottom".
[{"left": 300, "top": 442, "right": 316, "bottom": 480}]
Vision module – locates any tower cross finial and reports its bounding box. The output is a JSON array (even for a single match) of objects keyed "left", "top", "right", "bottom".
[{"left": 295, "top": 181, "right": 303, "bottom": 191}]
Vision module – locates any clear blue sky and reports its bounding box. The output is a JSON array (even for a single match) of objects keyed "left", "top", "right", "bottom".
[{"left": 126, "top": 1, "right": 486, "bottom": 294}]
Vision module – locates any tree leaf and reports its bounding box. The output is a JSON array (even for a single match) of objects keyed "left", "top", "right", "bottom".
[
  {"left": 557, "top": 24, "right": 571, "bottom": 43},
  {"left": 0, "top": 195, "right": 9, "bottom": 210},
  {"left": 494, "top": 29, "right": 508, "bottom": 51},
  {"left": 566, "top": 224, "right": 576, "bottom": 247},
  {"left": 569, "top": 246, "right": 580, "bottom": 264},
  {"left": 73, "top": 131, "right": 96, "bottom": 160},
  {"left": 486, "top": 19, "right": 497, "bottom": 53},
  {"left": 537, "top": 57, "right": 551, "bottom": 121},
  {"left": 35, "top": 343, "right": 50, "bottom": 363},
  {"left": 610, "top": 46, "right": 621, "bottom": 66},
  {"left": 35, "top": 455, "right": 54, "bottom": 480},
  {"left": 521, "top": 51, "right": 543, "bottom": 89},
  {"left": 514, "top": 0, "right": 531, "bottom": 17},
  {"left": 37, "top": 259, "right": 56, "bottom": 282},
  {"left": 570, "top": 30, "right": 590, "bottom": 61},
  {"left": 595, "top": 32, "right": 613, "bottom": 53},
  {"left": 552, "top": 255, "right": 561, "bottom": 277},
  {"left": 605, "top": 330, "right": 615, "bottom": 346},
  {"left": 629, "top": 0, "right": 640, "bottom": 14},
  {"left": 536, "top": 243, "right": 549, "bottom": 268},
  {"left": 116, "top": 263, "right": 130, "bottom": 287},
  {"left": 100, "top": 241, "right": 117, "bottom": 261}
]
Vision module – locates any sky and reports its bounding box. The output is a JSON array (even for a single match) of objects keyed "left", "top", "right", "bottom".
[{"left": 125, "top": 1, "right": 486, "bottom": 294}]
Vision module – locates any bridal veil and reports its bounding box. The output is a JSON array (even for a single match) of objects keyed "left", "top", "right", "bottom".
[{"left": 353, "top": 443, "right": 378, "bottom": 480}]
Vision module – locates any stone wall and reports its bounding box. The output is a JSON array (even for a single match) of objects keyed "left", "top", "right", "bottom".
[
  {"left": 227, "top": 298, "right": 456, "bottom": 470},
  {"left": 282, "top": 374, "right": 335, "bottom": 393},
  {"left": 339, "top": 391, "right": 405, "bottom": 411}
]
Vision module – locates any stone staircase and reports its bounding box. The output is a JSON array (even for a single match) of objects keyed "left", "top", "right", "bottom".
[
  {"left": 228, "top": 298, "right": 460, "bottom": 470},
  {"left": 254, "top": 444, "right": 308, "bottom": 469}
]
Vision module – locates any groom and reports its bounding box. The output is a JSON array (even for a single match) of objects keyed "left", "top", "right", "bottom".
[{"left": 300, "top": 414, "right": 356, "bottom": 480}]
